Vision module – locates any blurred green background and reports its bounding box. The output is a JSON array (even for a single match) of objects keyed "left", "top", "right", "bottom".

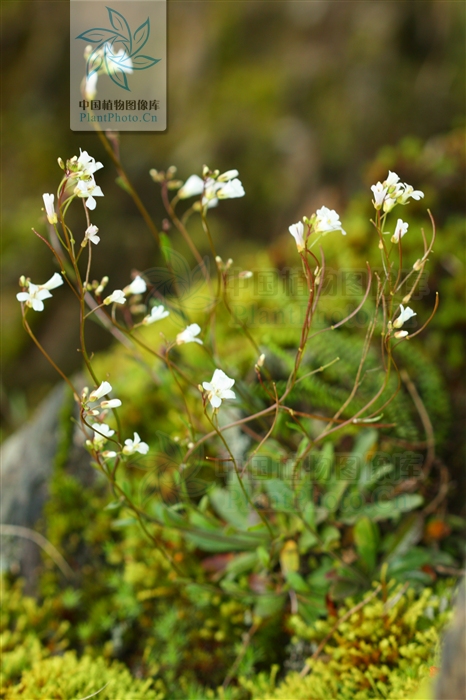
[{"left": 2, "top": 0, "right": 465, "bottom": 447}]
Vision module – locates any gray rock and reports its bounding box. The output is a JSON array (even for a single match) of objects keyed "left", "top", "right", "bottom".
[{"left": 1, "top": 380, "right": 92, "bottom": 589}]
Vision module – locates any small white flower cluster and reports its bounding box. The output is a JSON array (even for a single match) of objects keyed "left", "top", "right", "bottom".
[
  {"left": 103, "top": 275, "right": 148, "bottom": 307},
  {"left": 82, "top": 380, "right": 149, "bottom": 457},
  {"left": 392, "top": 304, "right": 417, "bottom": 339},
  {"left": 371, "top": 171, "right": 424, "bottom": 213},
  {"left": 178, "top": 167, "right": 245, "bottom": 209},
  {"left": 71, "top": 149, "right": 105, "bottom": 211},
  {"left": 176, "top": 323, "right": 203, "bottom": 345},
  {"left": 289, "top": 206, "right": 346, "bottom": 252},
  {"left": 16, "top": 272, "right": 63, "bottom": 312},
  {"left": 142, "top": 304, "right": 170, "bottom": 325},
  {"left": 202, "top": 369, "right": 236, "bottom": 409}
]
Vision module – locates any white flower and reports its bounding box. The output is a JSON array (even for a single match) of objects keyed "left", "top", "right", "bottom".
[
  {"left": 75, "top": 178, "right": 104, "bottom": 210},
  {"left": 84, "top": 224, "right": 100, "bottom": 245},
  {"left": 89, "top": 381, "right": 112, "bottom": 402},
  {"left": 176, "top": 323, "right": 203, "bottom": 345},
  {"left": 383, "top": 196, "right": 398, "bottom": 213},
  {"left": 398, "top": 184, "right": 424, "bottom": 205},
  {"left": 314, "top": 206, "right": 346, "bottom": 236},
  {"left": 17, "top": 284, "right": 52, "bottom": 312},
  {"left": 40, "top": 272, "right": 64, "bottom": 291},
  {"left": 105, "top": 43, "right": 133, "bottom": 73},
  {"left": 393, "top": 304, "right": 417, "bottom": 329},
  {"left": 16, "top": 273, "right": 63, "bottom": 312},
  {"left": 385, "top": 171, "right": 400, "bottom": 187},
  {"left": 202, "top": 369, "right": 236, "bottom": 409},
  {"left": 92, "top": 422, "right": 115, "bottom": 445},
  {"left": 371, "top": 171, "right": 424, "bottom": 212},
  {"left": 178, "top": 174, "right": 204, "bottom": 199},
  {"left": 77, "top": 149, "right": 103, "bottom": 177},
  {"left": 100, "top": 398, "right": 122, "bottom": 409},
  {"left": 216, "top": 178, "right": 245, "bottom": 199},
  {"left": 104, "top": 289, "right": 126, "bottom": 305},
  {"left": 124, "top": 276, "right": 147, "bottom": 296},
  {"left": 218, "top": 169, "right": 239, "bottom": 182},
  {"left": 391, "top": 219, "right": 409, "bottom": 244},
  {"left": 370, "top": 182, "right": 387, "bottom": 210},
  {"left": 142, "top": 305, "right": 170, "bottom": 325},
  {"left": 289, "top": 221, "right": 305, "bottom": 251},
  {"left": 123, "top": 432, "right": 149, "bottom": 455},
  {"left": 85, "top": 72, "right": 98, "bottom": 100},
  {"left": 394, "top": 330, "right": 409, "bottom": 339},
  {"left": 42, "top": 193, "right": 58, "bottom": 224},
  {"left": 202, "top": 179, "right": 221, "bottom": 208}
]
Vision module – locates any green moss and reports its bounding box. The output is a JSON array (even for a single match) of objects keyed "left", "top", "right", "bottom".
[
  {"left": 4, "top": 651, "right": 163, "bottom": 700},
  {"left": 240, "top": 581, "right": 454, "bottom": 700}
]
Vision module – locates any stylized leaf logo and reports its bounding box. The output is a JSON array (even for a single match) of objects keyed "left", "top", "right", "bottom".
[
  {"left": 133, "top": 18, "right": 150, "bottom": 54},
  {"left": 76, "top": 6, "right": 161, "bottom": 92},
  {"left": 131, "top": 55, "right": 161, "bottom": 70},
  {"left": 87, "top": 49, "right": 103, "bottom": 78},
  {"left": 76, "top": 28, "right": 125, "bottom": 43},
  {"left": 104, "top": 43, "right": 130, "bottom": 91},
  {"left": 107, "top": 7, "right": 131, "bottom": 46}
]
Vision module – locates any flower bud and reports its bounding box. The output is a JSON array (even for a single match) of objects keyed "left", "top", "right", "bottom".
[
  {"left": 149, "top": 168, "right": 164, "bottom": 183},
  {"left": 167, "top": 180, "right": 183, "bottom": 190},
  {"left": 413, "top": 259, "right": 423, "bottom": 271},
  {"left": 57, "top": 157, "right": 65, "bottom": 170},
  {"left": 394, "top": 330, "right": 409, "bottom": 339},
  {"left": 166, "top": 165, "right": 177, "bottom": 179},
  {"left": 202, "top": 165, "right": 210, "bottom": 178},
  {"left": 239, "top": 270, "right": 253, "bottom": 279},
  {"left": 95, "top": 276, "right": 109, "bottom": 296}
]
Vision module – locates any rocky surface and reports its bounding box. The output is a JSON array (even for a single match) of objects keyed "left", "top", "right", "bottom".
[{"left": 1, "top": 381, "right": 92, "bottom": 590}]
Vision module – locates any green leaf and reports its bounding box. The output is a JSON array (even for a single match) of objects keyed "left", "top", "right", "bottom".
[
  {"left": 384, "top": 513, "right": 424, "bottom": 561},
  {"left": 111, "top": 517, "right": 137, "bottom": 529},
  {"left": 354, "top": 516, "right": 380, "bottom": 572},
  {"left": 307, "top": 559, "right": 334, "bottom": 592},
  {"left": 257, "top": 546, "right": 270, "bottom": 567},
  {"left": 320, "top": 525, "right": 341, "bottom": 550},
  {"left": 285, "top": 571, "right": 309, "bottom": 594},
  {"left": 298, "top": 596, "right": 327, "bottom": 624},
  {"left": 210, "top": 487, "right": 249, "bottom": 530},
  {"left": 387, "top": 547, "right": 431, "bottom": 576},
  {"left": 340, "top": 494, "right": 423, "bottom": 524},
  {"left": 298, "top": 528, "right": 318, "bottom": 554},
  {"left": 315, "top": 442, "right": 334, "bottom": 483},
  {"left": 331, "top": 577, "right": 361, "bottom": 600},
  {"left": 302, "top": 501, "right": 316, "bottom": 530},
  {"left": 225, "top": 552, "right": 258, "bottom": 577},
  {"left": 104, "top": 500, "right": 122, "bottom": 511},
  {"left": 264, "top": 478, "right": 294, "bottom": 511},
  {"left": 254, "top": 593, "right": 286, "bottom": 618}
]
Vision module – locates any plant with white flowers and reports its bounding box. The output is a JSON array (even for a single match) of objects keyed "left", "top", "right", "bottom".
[{"left": 17, "top": 137, "right": 441, "bottom": 607}]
